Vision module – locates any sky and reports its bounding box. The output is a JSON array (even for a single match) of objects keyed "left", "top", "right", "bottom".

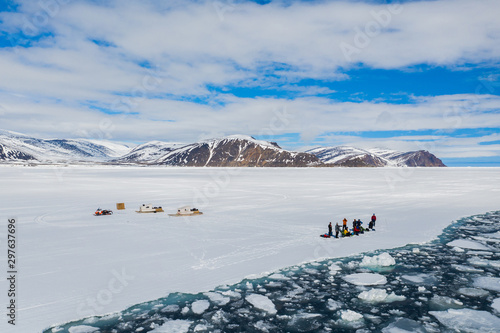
[{"left": 0, "top": 0, "right": 499, "bottom": 166}]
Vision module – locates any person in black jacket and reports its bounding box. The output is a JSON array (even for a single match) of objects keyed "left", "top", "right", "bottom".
[{"left": 328, "top": 222, "right": 333, "bottom": 237}]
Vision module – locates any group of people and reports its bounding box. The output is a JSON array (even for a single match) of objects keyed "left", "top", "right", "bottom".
[{"left": 326, "top": 214, "right": 376, "bottom": 238}]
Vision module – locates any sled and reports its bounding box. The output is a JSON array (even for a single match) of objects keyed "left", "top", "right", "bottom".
[
  {"left": 320, "top": 234, "right": 331, "bottom": 238},
  {"left": 168, "top": 206, "right": 203, "bottom": 217},
  {"left": 136, "top": 204, "right": 164, "bottom": 213}
]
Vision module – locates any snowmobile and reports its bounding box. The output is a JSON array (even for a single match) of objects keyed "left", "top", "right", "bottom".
[{"left": 94, "top": 208, "right": 113, "bottom": 216}]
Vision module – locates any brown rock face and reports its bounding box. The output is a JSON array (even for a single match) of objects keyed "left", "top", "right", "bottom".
[
  {"left": 308, "top": 146, "right": 446, "bottom": 167},
  {"left": 156, "top": 137, "right": 321, "bottom": 167},
  {"left": 395, "top": 150, "right": 446, "bottom": 167}
]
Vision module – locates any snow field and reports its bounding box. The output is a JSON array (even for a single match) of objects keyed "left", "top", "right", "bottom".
[{"left": 0, "top": 166, "right": 499, "bottom": 332}]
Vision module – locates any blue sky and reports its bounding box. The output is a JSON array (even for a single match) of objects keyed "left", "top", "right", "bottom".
[{"left": 0, "top": 0, "right": 499, "bottom": 166}]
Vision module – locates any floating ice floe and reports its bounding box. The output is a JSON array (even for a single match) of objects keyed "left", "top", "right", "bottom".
[
  {"left": 161, "top": 305, "right": 180, "bottom": 313},
  {"left": 468, "top": 257, "right": 500, "bottom": 268},
  {"left": 288, "top": 313, "right": 322, "bottom": 331},
  {"left": 473, "top": 236, "right": 500, "bottom": 244},
  {"left": 204, "top": 292, "right": 230, "bottom": 306},
  {"left": 254, "top": 320, "right": 275, "bottom": 332},
  {"left": 221, "top": 290, "right": 241, "bottom": 299},
  {"left": 388, "top": 309, "right": 405, "bottom": 316},
  {"left": 446, "top": 239, "right": 490, "bottom": 250},
  {"left": 246, "top": 294, "right": 277, "bottom": 315},
  {"left": 474, "top": 276, "right": 500, "bottom": 292},
  {"left": 303, "top": 268, "right": 318, "bottom": 274},
  {"left": 430, "top": 309, "right": 500, "bottom": 333},
  {"left": 480, "top": 231, "right": 500, "bottom": 239},
  {"left": 418, "top": 286, "right": 427, "bottom": 293},
  {"left": 327, "top": 299, "right": 342, "bottom": 311},
  {"left": 429, "top": 295, "right": 463, "bottom": 311},
  {"left": 194, "top": 324, "right": 208, "bottom": 332},
  {"left": 381, "top": 318, "right": 427, "bottom": 333},
  {"left": 357, "top": 288, "right": 405, "bottom": 303},
  {"left": 150, "top": 320, "right": 192, "bottom": 333},
  {"left": 467, "top": 250, "right": 494, "bottom": 256},
  {"left": 328, "top": 263, "right": 342, "bottom": 275},
  {"left": 458, "top": 288, "right": 489, "bottom": 297},
  {"left": 343, "top": 273, "right": 387, "bottom": 286},
  {"left": 492, "top": 298, "right": 500, "bottom": 313},
  {"left": 452, "top": 246, "right": 465, "bottom": 252},
  {"left": 400, "top": 273, "right": 437, "bottom": 286},
  {"left": 451, "top": 264, "right": 484, "bottom": 273},
  {"left": 340, "top": 310, "right": 363, "bottom": 322},
  {"left": 360, "top": 252, "right": 396, "bottom": 267},
  {"left": 266, "top": 281, "right": 282, "bottom": 288},
  {"left": 191, "top": 300, "right": 210, "bottom": 314},
  {"left": 68, "top": 326, "right": 99, "bottom": 333}
]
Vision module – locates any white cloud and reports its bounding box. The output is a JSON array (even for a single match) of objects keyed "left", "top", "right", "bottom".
[
  {"left": 2, "top": 0, "right": 499, "bottom": 98},
  {"left": 0, "top": 0, "right": 499, "bottom": 160}
]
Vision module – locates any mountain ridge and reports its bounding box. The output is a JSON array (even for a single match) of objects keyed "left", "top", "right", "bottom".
[
  {"left": 306, "top": 146, "right": 446, "bottom": 167},
  {"left": 153, "top": 135, "right": 321, "bottom": 167},
  {"left": 0, "top": 130, "right": 132, "bottom": 163},
  {"left": 0, "top": 130, "right": 445, "bottom": 167}
]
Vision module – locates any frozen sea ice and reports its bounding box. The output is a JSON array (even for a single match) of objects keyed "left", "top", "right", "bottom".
[{"left": 430, "top": 309, "right": 500, "bottom": 333}]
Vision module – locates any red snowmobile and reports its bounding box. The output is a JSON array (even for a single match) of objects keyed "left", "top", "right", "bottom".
[{"left": 94, "top": 208, "right": 113, "bottom": 216}]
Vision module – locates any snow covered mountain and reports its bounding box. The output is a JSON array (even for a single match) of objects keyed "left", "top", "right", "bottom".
[
  {"left": 154, "top": 135, "right": 322, "bottom": 167},
  {"left": 0, "top": 143, "right": 37, "bottom": 161},
  {"left": 0, "top": 130, "right": 445, "bottom": 167},
  {"left": 114, "top": 141, "right": 185, "bottom": 163},
  {"left": 307, "top": 146, "right": 446, "bottom": 167},
  {"left": 0, "top": 130, "right": 132, "bottom": 163}
]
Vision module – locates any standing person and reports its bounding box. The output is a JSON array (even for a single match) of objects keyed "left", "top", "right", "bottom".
[
  {"left": 352, "top": 219, "right": 357, "bottom": 230},
  {"left": 328, "top": 222, "right": 333, "bottom": 237},
  {"left": 335, "top": 223, "right": 340, "bottom": 238},
  {"left": 357, "top": 219, "right": 364, "bottom": 233},
  {"left": 343, "top": 218, "right": 347, "bottom": 231},
  {"left": 371, "top": 214, "right": 376, "bottom": 228}
]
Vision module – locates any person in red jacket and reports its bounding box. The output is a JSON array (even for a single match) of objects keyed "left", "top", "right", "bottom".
[
  {"left": 371, "top": 214, "right": 376, "bottom": 227},
  {"left": 353, "top": 224, "right": 360, "bottom": 236}
]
